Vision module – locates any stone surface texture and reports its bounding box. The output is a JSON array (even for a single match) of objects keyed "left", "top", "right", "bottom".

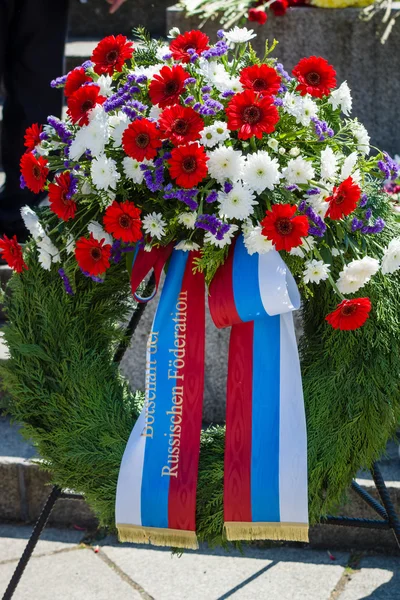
[
  {"left": 167, "top": 6, "right": 400, "bottom": 156},
  {"left": 339, "top": 556, "right": 400, "bottom": 599}
]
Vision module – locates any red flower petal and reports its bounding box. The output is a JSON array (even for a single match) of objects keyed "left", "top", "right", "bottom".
[
  {"left": 67, "top": 85, "right": 106, "bottom": 126},
  {"left": 158, "top": 105, "right": 204, "bottom": 145},
  {"left": 261, "top": 203, "right": 309, "bottom": 252},
  {"left": 326, "top": 298, "right": 371, "bottom": 331},
  {"left": 20, "top": 153, "right": 49, "bottom": 194},
  {"left": 64, "top": 67, "right": 93, "bottom": 98},
  {"left": 170, "top": 30, "right": 210, "bottom": 63},
  {"left": 24, "top": 124, "right": 42, "bottom": 152},
  {"left": 270, "top": 0, "right": 289, "bottom": 16},
  {"left": 168, "top": 143, "right": 209, "bottom": 189},
  {"left": 48, "top": 172, "right": 77, "bottom": 221},
  {"left": 103, "top": 200, "right": 142, "bottom": 243},
  {"left": 75, "top": 234, "right": 111, "bottom": 277},
  {"left": 292, "top": 56, "right": 337, "bottom": 98},
  {"left": 248, "top": 8, "right": 268, "bottom": 24},
  {"left": 239, "top": 64, "right": 281, "bottom": 95},
  {"left": 326, "top": 176, "right": 361, "bottom": 220},
  {"left": 91, "top": 35, "right": 134, "bottom": 76},
  {"left": 149, "top": 65, "right": 188, "bottom": 108},
  {"left": 226, "top": 89, "right": 280, "bottom": 140},
  {"left": 0, "top": 235, "right": 28, "bottom": 273},
  {"left": 122, "top": 119, "right": 162, "bottom": 162}
]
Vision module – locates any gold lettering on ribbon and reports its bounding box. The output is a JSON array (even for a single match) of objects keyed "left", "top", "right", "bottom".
[
  {"left": 162, "top": 291, "right": 187, "bottom": 478},
  {"left": 141, "top": 331, "right": 158, "bottom": 438}
]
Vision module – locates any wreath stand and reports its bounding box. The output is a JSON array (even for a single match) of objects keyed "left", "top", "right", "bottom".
[{"left": 2, "top": 275, "right": 400, "bottom": 600}]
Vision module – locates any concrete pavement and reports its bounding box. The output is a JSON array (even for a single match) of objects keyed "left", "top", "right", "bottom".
[{"left": 0, "top": 525, "right": 399, "bottom": 599}]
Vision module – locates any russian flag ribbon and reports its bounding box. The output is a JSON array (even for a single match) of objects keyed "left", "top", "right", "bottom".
[
  {"left": 116, "top": 235, "right": 308, "bottom": 548},
  {"left": 116, "top": 247, "right": 205, "bottom": 549},
  {"left": 209, "top": 235, "right": 308, "bottom": 542}
]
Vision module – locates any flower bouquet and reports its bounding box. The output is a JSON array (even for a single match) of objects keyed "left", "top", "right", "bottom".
[{"left": 1, "top": 27, "right": 400, "bottom": 548}]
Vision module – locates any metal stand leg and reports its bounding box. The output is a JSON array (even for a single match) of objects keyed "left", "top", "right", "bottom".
[
  {"left": 2, "top": 486, "right": 61, "bottom": 600},
  {"left": 371, "top": 463, "right": 400, "bottom": 549}
]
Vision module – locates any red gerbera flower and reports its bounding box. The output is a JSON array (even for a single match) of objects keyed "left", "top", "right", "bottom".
[
  {"left": 64, "top": 67, "right": 92, "bottom": 98},
  {"left": 20, "top": 153, "right": 49, "bottom": 194},
  {"left": 67, "top": 85, "right": 106, "bottom": 127},
  {"left": 0, "top": 235, "right": 27, "bottom": 273},
  {"left": 169, "top": 30, "right": 210, "bottom": 64},
  {"left": 292, "top": 56, "right": 337, "bottom": 98},
  {"left": 75, "top": 234, "right": 111, "bottom": 277},
  {"left": 158, "top": 105, "right": 204, "bottom": 146},
  {"left": 248, "top": 8, "right": 268, "bottom": 24},
  {"left": 261, "top": 203, "right": 309, "bottom": 252},
  {"left": 149, "top": 65, "right": 188, "bottom": 108},
  {"left": 168, "top": 143, "right": 208, "bottom": 188},
  {"left": 270, "top": 0, "right": 289, "bottom": 16},
  {"left": 24, "top": 123, "right": 42, "bottom": 152},
  {"left": 239, "top": 64, "right": 281, "bottom": 96},
  {"left": 326, "top": 298, "right": 371, "bottom": 331},
  {"left": 91, "top": 34, "right": 134, "bottom": 76},
  {"left": 48, "top": 172, "right": 77, "bottom": 221},
  {"left": 103, "top": 200, "right": 142, "bottom": 243},
  {"left": 122, "top": 119, "right": 162, "bottom": 162},
  {"left": 226, "top": 90, "right": 280, "bottom": 140},
  {"left": 325, "top": 177, "right": 361, "bottom": 220}
]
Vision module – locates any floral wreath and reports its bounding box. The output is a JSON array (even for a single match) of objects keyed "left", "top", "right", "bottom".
[{"left": 1, "top": 27, "right": 400, "bottom": 544}]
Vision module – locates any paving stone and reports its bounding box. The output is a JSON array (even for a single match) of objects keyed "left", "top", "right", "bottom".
[
  {"left": 0, "top": 416, "right": 36, "bottom": 460},
  {"left": 338, "top": 555, "right": 400, "bottom": 600},
  {"left": 0, "top": 547, "right": 140, "bottom": 600},
  {"left": 0, "top": 525, "right": 83, "bottom": 563},
  {"left": 101, "top": 540, "right": 349, "bottom": 599}
]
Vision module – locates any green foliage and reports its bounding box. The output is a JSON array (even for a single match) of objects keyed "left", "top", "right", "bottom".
[
  {"left": 193, "top": 245, "right": 230, "bottom": 286},
  {"left": 2, "top": 211, "right": 400, "bottom": 541}
]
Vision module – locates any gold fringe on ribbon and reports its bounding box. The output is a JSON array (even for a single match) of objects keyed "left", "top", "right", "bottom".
[
  {"left": 117, "top": 524, "right": 199, "bottom": 550},
  {"left": 224, "top": 522, "right": 309, "bottom": 543}
]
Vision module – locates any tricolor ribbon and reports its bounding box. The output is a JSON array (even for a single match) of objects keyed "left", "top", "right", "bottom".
[{"left": 116, "top": 235, "right": 308, "bottom": 548}]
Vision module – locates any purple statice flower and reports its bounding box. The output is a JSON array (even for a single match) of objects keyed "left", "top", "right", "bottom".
[
  {"left": 205, "top": 190, "right": 218, "bottom": 203},
  {"left": 184, "top": 96, "right": 195, "bottom": 105},
  {"left": 305, "top": 205, "right": 327, "bottom": 237},
  {"left": 39, "top": 131, "right": 48, "bottom": 141},
  {"left": 306, "top": 188, "right": 321, "bottom": 196},
  {"left": 104, "top": 95, "right": 126, "bottom": 112},
  {"left": 58, "top": 268, "right": 74, "bottom": 295},
  {"left": 222, "top": 90, "right": 235, "bottom": 98},
  {"left": 311, "top": 117, "right": 332, "bottom": 141},
  {"left": 64, "top": 160, "right": 71, "bottom": 169},
  {"left": 66, "top": 172, "right": 79, "bottom": 200},
  {"left": 217, "top": 29, "right": 225, "bottom": 39},
  {"left": 286, "top": 184, "right": 299, "bottom": 192},
  {"left": 142, "top": 161, "right": 165, "bottom": 193},
  {"left": 111, "top": 240, "right": 122, "bottom": 264},
  {"left": 50, "top": 74, "right": 68, "bottom": 89},
  {"left": 122, "top": 106, "right": 137, "bottom": 120},
  {"left": 361, "top": 217, "right": 386, "bottom": 235},
  {"left": 326, "top": 128, "right": 334, "bottom": 138},
  {"left": 298, "top": 200, "right": 307, "bottom": 212},
  {"left": 203, "top": 93, "right": 210, "bottom": 101},
  {"left": 379, "top": 152, "right": 400, "bottom": 180},
  {"left": 185, "top": 77, "right": 196, "bottom": 85},
  {"left": 47, "top": 116, "right": 72, "bottom": 143},
  {"left": 162, "top": 53, "right": 173, "bottom": 61},
  {"left": 193, "top": 102, "right": 201, "bottom": 111},
  {"left": 202, "top": 41, "right": 229, "bottom": 59},
  {"left": 85, "top": 149, "right": 92, "bottom": 160},
  {"left": 364, "top": 208, "right": 372, "bottom": 220},
  {"left": 164, "top": 187, "right": 199, "bottom": 210},
  {"left": 80, "top": 268, "right": 104, "bottom": 283},
  {"left": 81, "top": 60, "right": 93, "bottom": 70},
  {"left": 135, "top": 74, "right": 148, "bottom": 84},
  {"left": 73, "top": 164, "right": 81, "bottom": 171},
  {"left": 195, "top": 214, "right": 228, "bottom": 239},
  {"left": 223, "top": 181, "right": 233, "bottom": 194},
  {"left": 351, "top": 217, "right": 364, "bottom": 232},
  {"left": 274, "top": 98, "right": 284, "bottom": 107},
  {"left": 206, "top": 98, "right": 223, "bottom": 112},
  {"left": 276, "top": 63, "right": 292, "bottom": 82},
  {"left": 20, "top": 175, "right": 27, "bottom": 190},
  {"left": 360, "top": 193, "right": 368, "bottom": 207},
  {"left": 278, "top": 85, "right": 287, "bottom": 94}
]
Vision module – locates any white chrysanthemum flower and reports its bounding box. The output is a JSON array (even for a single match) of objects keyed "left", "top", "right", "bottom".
[
  {"left": 303, "top": 259, "right": 330, "bottom": 284},
  {"left": 123, "top": 156, "right": 153, "bottom": 184},
  {"left": 69, "top": 116, "right": 109, "bottom": 160},
  {"left": 37, "top": 235, "right": 60, "bottom": 271},
  {"left": 218, "top": 182, "right": 256, "bottom": 220},
  {"left": 175, "top": 240, "right": 200, "bottom": 252},
  {"left": 156, "top": 43, "right": 171, "bottom": 61},
  {"left": 337, "top": 256, "right": 380, "bottom": 294},
  {"left": 309, "top": 196, "right": 330, "bottom": 218},
  {"left": 142, "top": 212, "right": 167, "bottom": 240},
  {"left": 167, "top": 27, "right": 180, "bottom": 38},
  {"left": 289, "top": 147, "right": 300, "bottom": 157},
  {"left": 224, "top": 27, "right": 257, "bottom": 44},
  {"left": 148, "top": 105, "right": 162, "bottom": 123},
  {"left": 88, "top": 104, "right": 109, "bottom": 126},
  {"left": 96, "top": 74, "right": 113, "bottom": 97},
  {"left": 20, "top": 206, "right": 45, "bottom": 240},
  {"left": 134, "top": 64, "right": 163, "bottom": 80},
  {"left": 381, "top": 238, "right": 400, "bottom": 274},
  {"left": 81, "top": 180, "right": 93, "bottom": 195},
  {"left": 68, "top": 132, "right": 87, "bottom": 161},
  {"left": 196, "top": 59, "right": 227, "bottom": 85},
  {"left": 207, "top": 146, "right": 244, "bottom": 183},
  {"left": 88, "top": 221, "right": 113, "bottom": 246},
  {"left": 243, "top": 151, "right": 281, "bottom": 193},
  {"left": 295, "top": 96, "right": 318, "bottom": 126},
  {"left": 320, "top": 147, "right": 338, "bottom": 180},
  {"left": 329, "top": 81, "right": 352, "bottom": 116},
  {"left": 200, "top": 121, "right": 230, "bottom": 148},
  {"left": 267, "top": 138, "right": 279, "bottom": 152},
  {"left": 243, "top": 224, "right": 274, "bottom": 255},
  {"left": 91, "top": 155, "right": 120, "bottom": 191},
  {"left": 205, "top": 224, "right": 238, "bottom": 248},
  {"left": 282, "top": 92, "right": 301, "bottom": 118},
  {"left": 340, "top": 152, "right": 358, "bottom": 180},
  {"left": 350, "top": 121, "right": 370, "bottom": 155},
  {"left": 290, "top": 236, "right": 315, "bottom": 257},
  {"left": 109, "top": 112, "right": 129, "bottom": 148},
  {"left": 177, "top": 212, "right": 197, "bottom": 229},
  {"left": 283, "top": 157, "right": 315, "bottom": 184},
  {"left": 331, "top": 248, "right": 341, "bottom": 257},
  {"left": 279, "top": 147, "right": 286, "bottom": 155},
  {"left": 215, "top": 75, "right": 243, "bottom": 94}
]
